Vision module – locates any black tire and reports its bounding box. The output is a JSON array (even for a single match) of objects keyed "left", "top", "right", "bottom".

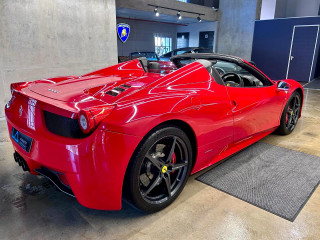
[
  {"left": 124, "top": 125, "right": 193, "bottom": 212},
  {"left": 276, "top": 91, "right": 301, "bottom": 135}
]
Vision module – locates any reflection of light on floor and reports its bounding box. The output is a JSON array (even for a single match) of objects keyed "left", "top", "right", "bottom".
[{"left": 219, "top": 212, "right": 250, "bottom": 240}]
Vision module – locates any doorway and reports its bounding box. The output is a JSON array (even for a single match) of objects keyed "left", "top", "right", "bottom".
[
  {"left": 199, "top": 31, "right": 214, "bottom": 51},
  {"left": 286, "top": 25, "right": 319, "bottom": 82},
  {"left": 177, "top": 32, "right": 189, "bottom": 49}
]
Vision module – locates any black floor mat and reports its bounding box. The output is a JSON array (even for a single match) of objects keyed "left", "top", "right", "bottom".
[
  {"left": 196, "top": 142, "right": 320, "bottom": 221},
  {"left": 304, "top": 78, "right": 320, "bottom": 89}
]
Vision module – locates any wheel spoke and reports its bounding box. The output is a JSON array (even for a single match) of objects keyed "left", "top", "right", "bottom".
[
  {"left": 165, "top": 137, "right": 177, "bottom": 163},
  {"left": 163, "top": 173, "right": 172, "bottom": 197},
  {"left": 142, "top": 174, "right": 162, "bottom": 196},
  {"left": 293, "top": 114, "right": 299, "bottom": 124},
  {"left": 287, "top": 113, "right": 293, "bottom": 126},
  {"left": 169, "top": 162, "right": 187, "bottom": 172},
  {"left": 146, "top": 154, "right": 162, "bottom": 170}
]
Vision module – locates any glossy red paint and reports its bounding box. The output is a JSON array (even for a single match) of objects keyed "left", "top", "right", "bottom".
[
  {"left": 5, "top": 57, "right": 304, "bottom": 210},
  {"left": 157, "top": 60, "right": 177, "bottom": 73}
]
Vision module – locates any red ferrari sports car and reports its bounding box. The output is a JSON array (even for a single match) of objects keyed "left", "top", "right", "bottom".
[{"left": 5, "top": 53, "right": 303, "bottom": 212}]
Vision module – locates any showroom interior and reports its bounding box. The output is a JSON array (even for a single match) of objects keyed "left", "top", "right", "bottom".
[{"left": 0, "top": 0, "right": 320, "bottom": 239}]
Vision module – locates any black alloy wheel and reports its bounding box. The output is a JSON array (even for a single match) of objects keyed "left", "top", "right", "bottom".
[
  {"left": 125, "top": 125, "right": 193, "bottom": 212},
  {"left": 276, "top": 91, "right": 301, "bottom": 135},
  {"left": 285, "top": 94, "right": 301, "bottom": 132}
]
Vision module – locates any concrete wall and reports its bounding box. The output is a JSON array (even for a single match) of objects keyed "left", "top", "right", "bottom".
[
  {"left": 117, "top": 18, "right": 178, "bottom": 56},
  {"left": 216, "top": 0, "right": 259, "bottom": 60},
  {"left": 0, "top": 0, "right": 118, "bottom": 117},
  {"left": 176, "top": 21, "right": 218, "bottom": 51}
]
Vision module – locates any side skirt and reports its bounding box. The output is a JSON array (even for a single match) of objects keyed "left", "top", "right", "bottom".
[{"left": 191, "top": 128, "right": 277, "bottom": 175}]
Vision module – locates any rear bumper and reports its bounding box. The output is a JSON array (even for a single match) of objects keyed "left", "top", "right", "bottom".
[
  {"left": 34, "top": 167, "right": 75, "bottom": 197},
  {"left": 5, "top": 107, "right": 142, "bottom": 210}
]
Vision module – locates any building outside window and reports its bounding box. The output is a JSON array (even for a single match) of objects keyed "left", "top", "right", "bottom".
[{"left": 154, "top": 34, "right": 172, "bottom": 56}]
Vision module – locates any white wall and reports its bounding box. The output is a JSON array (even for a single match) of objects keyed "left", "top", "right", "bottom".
[
  {"left": 176, "top": 22, "right": 218, "bottom": 51},
  {"left": 260, "top": 0, "right": 277, "bottom": 20}
]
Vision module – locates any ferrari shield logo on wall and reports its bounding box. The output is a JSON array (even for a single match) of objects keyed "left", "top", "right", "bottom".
[{"left": 117, "top": 23, "right": 130, "bottom": 43}]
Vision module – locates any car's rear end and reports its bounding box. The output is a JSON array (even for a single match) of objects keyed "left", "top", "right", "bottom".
[
  {"left": 5, "top": 86, "right": 131, "bottom": 209},
  {"left": 4, "top": 63, "right": 149, "bottom": 210}
]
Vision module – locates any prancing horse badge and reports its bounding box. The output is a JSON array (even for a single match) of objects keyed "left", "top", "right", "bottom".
[{"left": 117, "top": 23, "right": 130, "bottom": 43}]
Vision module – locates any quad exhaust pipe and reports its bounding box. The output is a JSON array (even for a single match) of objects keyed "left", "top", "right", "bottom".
[{"left": 14, "top": 152, "right": 30, "bottom": 172}]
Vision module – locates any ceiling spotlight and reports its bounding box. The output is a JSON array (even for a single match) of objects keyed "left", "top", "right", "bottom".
[
  {"left": 197, "top": 15, "right": 202, "bottom": 22},
  {"left": 177, "top": 11, "right": 182, "bottom": 20},
  {"left": 154, "top": 7, "right": 159, "bottom": 17}
]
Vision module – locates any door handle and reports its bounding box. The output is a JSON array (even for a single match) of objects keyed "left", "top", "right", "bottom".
[
  {"left": 290, "top": 56, "right": 294, "bottom": 61},
  {"left": 232, "top": 100, "right": 237, "bottom": 107}
]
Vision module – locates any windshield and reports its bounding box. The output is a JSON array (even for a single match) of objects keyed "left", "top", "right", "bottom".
[
  {"left": 131, "top": 52, "right": 159, "bottom": 61},
  {"left": 173, "top": 59, "right": 250, "bottom": 75},
  {"left": 213, "top": 60, "right": 249, "bottom": 75}
]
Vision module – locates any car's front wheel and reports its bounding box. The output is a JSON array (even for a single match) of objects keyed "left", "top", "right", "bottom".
[
  {"left": 125, "top": 125, "right": 193, "bottom": 212},
  {"left": 276, "top": 91, "right": 302, "bottom": 135}
]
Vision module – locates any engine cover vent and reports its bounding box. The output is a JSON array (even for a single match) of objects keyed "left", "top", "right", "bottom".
[
  {"left": 113, "top": 87, "right": 126, "bottom": 92},
  {"left": 106, "top": 90, "right": 119, "bottom": 96},
  {"left": 105, "top": 84, "right": 131, "bottom": 97},
  {"left": 120, "top": 84, "right": 131, "bottom": 88}
]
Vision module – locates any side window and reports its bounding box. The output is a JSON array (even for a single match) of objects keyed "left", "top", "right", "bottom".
[
  {"left": 242, "top": 64, "right": 273, "bottom": 87},
  {"left": 154, "top": 35, "right": 172, "bottom": 56},
  {"left": 213, "top": 60, "right": 271, "bottom": 87}
]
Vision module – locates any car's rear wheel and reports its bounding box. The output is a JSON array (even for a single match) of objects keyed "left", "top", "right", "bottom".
[
  {"left": 276, "top": 91, "right": 301, "bottom": 135},
  {"left": 125, "top": 125, "right": 193, "bottom": 212}
]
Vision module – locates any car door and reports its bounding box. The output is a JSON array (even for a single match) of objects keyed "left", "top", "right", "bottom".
[{"left": 223, "top": 65, "right": 285, "bottom": 143}]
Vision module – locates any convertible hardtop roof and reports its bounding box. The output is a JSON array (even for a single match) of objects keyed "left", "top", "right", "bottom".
[{"left": 170, "top": 53, "right": 244, "bottom": 64}]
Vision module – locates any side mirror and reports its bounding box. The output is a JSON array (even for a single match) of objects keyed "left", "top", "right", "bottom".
[{"left": 277, "top": 81, "right": 289, "bottom": 91}]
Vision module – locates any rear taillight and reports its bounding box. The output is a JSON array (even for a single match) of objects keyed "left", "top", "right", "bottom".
[
  {"left": 79, "top": 112, "right": 90, "bottom": 133},
  {"left": 78, "top": 105, "right": 115, "bottom": 134},
  {"left": 10, "top": 84, "right": 14, "bottom": 95}
]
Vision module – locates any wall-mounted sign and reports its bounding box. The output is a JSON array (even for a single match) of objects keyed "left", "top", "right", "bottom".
[{"left": 117, "top": 23, "right": 130, "bottom": 43}]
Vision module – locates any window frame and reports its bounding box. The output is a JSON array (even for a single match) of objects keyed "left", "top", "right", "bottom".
[
  {"left": 238, "top": 62, "right": 274, "bottom": 87},
  {"left": 171, "top": 55, "right": 274, "bottom": 88},
  {"left": 154, "top": 35, "right": 173, "bottom": 56}
]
